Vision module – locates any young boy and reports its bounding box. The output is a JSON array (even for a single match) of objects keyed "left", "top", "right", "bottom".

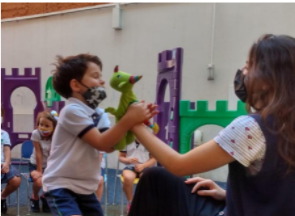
[
  {"left": 1, "top": 106, "right": 22, "bottom": 214},
  {"left": 119, "top": 138, "right": 156, "bottom": 214},
  {"left": 42, "top": 54, "right": 157, "bottom": 216}
]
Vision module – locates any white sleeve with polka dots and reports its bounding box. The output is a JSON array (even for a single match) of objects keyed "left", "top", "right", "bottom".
[{"left": 214, "top": 115, "right": 266, "bottom": 167}]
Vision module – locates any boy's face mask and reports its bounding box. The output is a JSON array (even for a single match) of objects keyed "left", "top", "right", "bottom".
[
  {"left": 234, "top": 69, "right": 247, "bottom": 102},
  {"left": 38, "top": 127, "right": 53, "bottom": 137},
  {"left": 80, "top": 83, "right": 107, "bottom": 109}
]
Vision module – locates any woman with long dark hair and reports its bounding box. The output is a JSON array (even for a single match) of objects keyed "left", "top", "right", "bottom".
[{"left": 128, "top": 34, "right": 295, "bottom": 216}]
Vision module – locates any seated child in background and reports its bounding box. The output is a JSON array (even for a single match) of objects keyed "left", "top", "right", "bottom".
[
  {"left": 1, "top": 106, "right": 22, "bottom": 214},
  {"left": 119, "top": 137, "right": 157, "bottom": 214},
  {"left": 29, "top": 111, "right": 57, "bottom": 213}
]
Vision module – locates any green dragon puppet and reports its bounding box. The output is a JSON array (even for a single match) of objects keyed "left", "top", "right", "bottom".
[{"left": 105, "top": 66, "right": 159, "bottom": 150}]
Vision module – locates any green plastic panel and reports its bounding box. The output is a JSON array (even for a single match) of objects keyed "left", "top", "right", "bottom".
[
  {"left": 179, "top": 100, "right": 247, "bottom": 154},
  {"left": 45, "top": 76, "right": 61, "bottom": 107}
]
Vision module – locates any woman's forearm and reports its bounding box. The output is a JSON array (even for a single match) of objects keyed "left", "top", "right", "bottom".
[{"left": 119, "top": 156, "right": 131, "bottom": 165}]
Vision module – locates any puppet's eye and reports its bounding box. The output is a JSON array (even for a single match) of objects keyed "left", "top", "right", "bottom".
[{"left": 117, "top": 75, "right": 121, "bottom": 78}]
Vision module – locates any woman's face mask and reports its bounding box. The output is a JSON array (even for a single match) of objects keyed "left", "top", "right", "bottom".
[{"left": 234, "top": 69, "right": 247, "bottom": 102}]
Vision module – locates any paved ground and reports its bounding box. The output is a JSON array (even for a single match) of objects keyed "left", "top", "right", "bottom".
[
  {"left": 2, "top": 166, "right": 128, "bottom": 216},
  {"left": 3, "top": 204, "right": 126, "bottom": 216},
  {"left": 2, "top": 164, "right": 226, "bottom": 216}
]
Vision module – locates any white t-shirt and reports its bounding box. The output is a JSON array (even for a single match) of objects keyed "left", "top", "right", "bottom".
[
  {"left": 30, "top": 129, "right": 51, "bottom": 168},
  {"left": 1, "top": 130, "right": 11, "bottom": 163},
  {"left": 121, "top": 140, "right": 150, "bottom": 164},
  {"left": 214, "top": 115, "right": 266, "bottom": 175},
  {"left": 42, "top": 97, "right": 111, "bottom": 194}
]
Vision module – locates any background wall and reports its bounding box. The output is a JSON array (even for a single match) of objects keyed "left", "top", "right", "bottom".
[{"left": 2, "top": 3, "right": 295, "bottom": 181}]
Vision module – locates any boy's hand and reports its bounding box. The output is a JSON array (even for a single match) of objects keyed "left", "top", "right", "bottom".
[
  {"left": 1, "top": 162, "right": 9, "bottom": 174},
  {"left": 31, "top": 170, "right": 43, "bottom": 181},
  {"left": 185, "top": 177, "right": 226, "bottom": 201},
  {"left": 135, "top": 164, "right": 145, "bottom": 172},
  {"left": 129, "top": 157, "right": 139, "bottom": 164},
  {"left": 125, "top": 101, "right": 159, "bottom": 125}
]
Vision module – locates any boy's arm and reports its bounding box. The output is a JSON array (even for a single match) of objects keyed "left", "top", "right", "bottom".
[
  {"left": 1, "top": 146, "right": 11, "bottom": 174},
  {"left": 3, "top": 146, "right": 11, "bottom": 165},
  {"left": 82, "top": 116, "right": 134, "bottom": 152},
  {"left": 142, "top": 154, "right": 156, "bottom": 168},
  {"left": 33, "top": 141, "right": 43, "bottom": 173},
  {"left": 118, "top": 152, "right": 132, "bottom": 165},
  {"left": 62, "top": 102, "right": 157, "bottom": 152},
  {"left": 1, "top": 131, "right": 11, "bottom": 174},
  {"left": 135, "top": 154, "right": 156, "bottom": 172}
]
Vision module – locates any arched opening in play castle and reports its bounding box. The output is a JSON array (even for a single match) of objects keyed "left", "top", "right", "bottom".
[{"left": 10, "top": 87, "right": 36, "bottom": 133}]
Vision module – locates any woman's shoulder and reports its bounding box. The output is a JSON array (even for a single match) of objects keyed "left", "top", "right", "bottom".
[{"left": 229, "top": 115, "right": 262, "bottom": 129}]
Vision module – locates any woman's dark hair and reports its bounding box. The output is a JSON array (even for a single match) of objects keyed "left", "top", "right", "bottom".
[
  {"left": 52, "top": 54, "right": 102, "bottom": 99},
  {"left": 246, "top": 34, "right": 295, "bottom": 171}
]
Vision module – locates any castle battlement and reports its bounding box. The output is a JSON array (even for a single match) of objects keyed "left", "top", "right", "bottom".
[
  {"left": 1, "top": 68, "right": 41, "bottom": 78},
  {"left": 179, "top": 100, "right": 247, "bottom": 118}
]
